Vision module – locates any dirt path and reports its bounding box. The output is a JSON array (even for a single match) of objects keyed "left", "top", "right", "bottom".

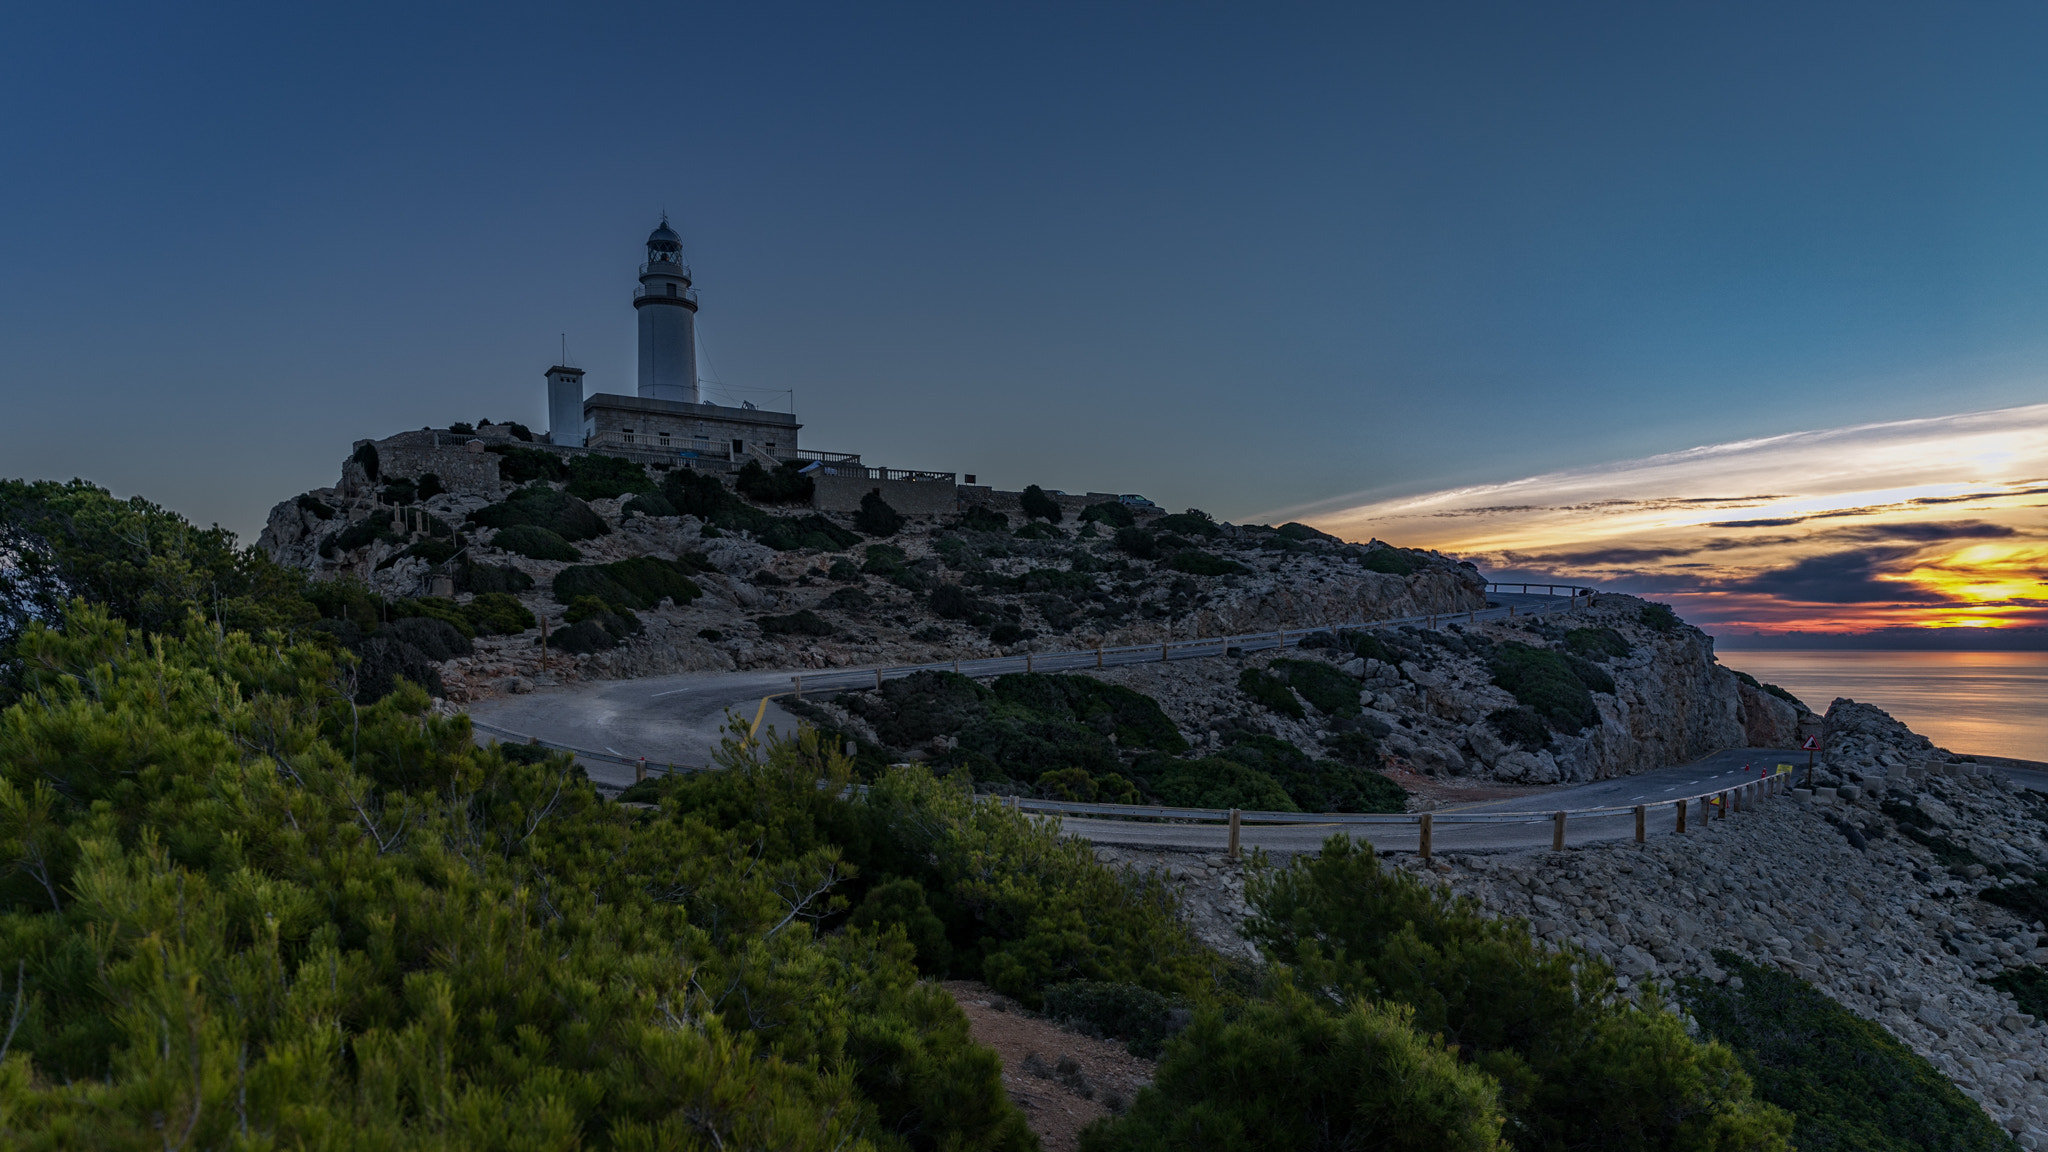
[{"left": 942, "top": 981, "right": 1156, "bottom": 1152}]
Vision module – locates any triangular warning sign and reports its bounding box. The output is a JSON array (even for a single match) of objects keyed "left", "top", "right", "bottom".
[{"left": 1802, "top": 736, "right": 1820, "bottom": 750}]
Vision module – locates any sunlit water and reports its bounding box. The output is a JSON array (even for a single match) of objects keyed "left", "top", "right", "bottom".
[{"left": 1715, "top": 650, "right": 2048, "bottom": 762}]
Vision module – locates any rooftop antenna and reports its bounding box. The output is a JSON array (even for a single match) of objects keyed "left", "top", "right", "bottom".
[{"left": 561, "top": 333, "right": 567, "bottom": 366}]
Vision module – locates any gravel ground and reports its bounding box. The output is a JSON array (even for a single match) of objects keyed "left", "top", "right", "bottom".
[{"left": 943, "top": 981, "right": 1156, "bottom": 1152}]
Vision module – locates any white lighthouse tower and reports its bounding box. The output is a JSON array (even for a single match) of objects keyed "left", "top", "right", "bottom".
[{"left": 634, "top": 217, "right": 698, "bottom": 403}]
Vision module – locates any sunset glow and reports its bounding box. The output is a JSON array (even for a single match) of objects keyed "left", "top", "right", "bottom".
[{"left": 1292, "top": 404, "right": 2048, "bottom": 637}]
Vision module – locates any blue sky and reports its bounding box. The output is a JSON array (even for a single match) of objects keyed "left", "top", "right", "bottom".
[{"left": 7, "top": 3, "right": 2048, "bottom": 553}]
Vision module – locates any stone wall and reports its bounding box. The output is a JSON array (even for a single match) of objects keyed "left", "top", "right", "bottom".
[{"left": 812, "top": 473, "right": 959, "bottom": 516}]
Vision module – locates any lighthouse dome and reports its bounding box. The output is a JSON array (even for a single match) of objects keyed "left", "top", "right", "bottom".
[{"left": 646, "top": 218, "right": 683, "bottom": 255}]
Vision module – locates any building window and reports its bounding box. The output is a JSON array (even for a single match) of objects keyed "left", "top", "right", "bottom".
[
  {"left": 666, "top": 283, "right": 677, "bottom": 297},
  {"left": 732, "top": 439, "right": 744, "bottom": 456},
  {"left": 623, "top": 428, "right": 635, "bottom": 444},
  {"left": 658, "top": 431, "right": 671, "bottom": 446}
]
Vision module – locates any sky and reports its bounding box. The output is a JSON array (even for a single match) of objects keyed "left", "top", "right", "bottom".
[{"left": 4, "top": 3, "right": 2047, "bottom": 640}]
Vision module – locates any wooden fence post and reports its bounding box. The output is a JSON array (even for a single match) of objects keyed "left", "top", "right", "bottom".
[
  {"left": 1718, "top": 791, "right": 1729, "bottom": 820},
  {"left": 636, "top": 757, "right": 647, "bottom": 783},
  {"left": 1552, "top": 811, "right": 1567, "bottom": 851},
  {"left": 875, "top": 669, "right": 884, "bottom": 690},
  {"left": 1228, "top": 809, "right": 1242, "bottom": 861},
  {"left": 1675, "top": 798, "right": 1687, "bottom": 834},
  {"left": 1096, "top": 644, "right": 1104, "bottom": 668},
  {"left": 1160, "top": 641, "right": 1169, "bottom": 662},
  {"left": 792, "top": 675, "right": 802, "bottom": 701},
  {"left": 1419, "top": 812, "right": 1433, "bottom": 860},
  {"left": 1026, "top": 651, "right": 1033, "bottom": 673},
  {"left": 1634, "top": 805, "right": 1646, "bottom": 843}
]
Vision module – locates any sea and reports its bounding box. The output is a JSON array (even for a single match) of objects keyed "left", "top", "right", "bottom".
[{"left": 1713, "top": 650, "right": 2048, "bottom": 763}]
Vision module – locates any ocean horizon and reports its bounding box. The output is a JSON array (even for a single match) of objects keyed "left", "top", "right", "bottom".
[{"left": 1713, "top": 649, "right": 2048, "bottom": 764}]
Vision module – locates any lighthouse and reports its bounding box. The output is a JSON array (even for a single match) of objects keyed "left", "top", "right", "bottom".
[{"left": 634, "top": 216, "right": 698, "bottom": 403}]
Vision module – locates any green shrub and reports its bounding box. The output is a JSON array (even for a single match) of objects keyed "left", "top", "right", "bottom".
[
  {"left": 622, "top": 490, "right": 678, "bottom": 517},
  {"left": 1151, "top": 510, "right": 1219, "bottom": 537},
  {"left": 956, "top": 504, "right": 1010, "bottom": 532},
  {"left": 388, "top": 595, "right": 477, "bottom": 639},
  {"left": 553, "top": 557, "right": 705, "bottom": 610},
  {"left": 1079, "top": 500, "right": 1135, "bottom": 528},
  {"left": 990, "top": 673, "right": 1187, "bottom": 753},
  {"left": 329, "top": 514, "right": 398, "bottom": 554},
  {"left": 756, "top": 514, "right": 861, "bottom": 552},
  {"left": 564, "top": 452, "right": 655, "bottom": 500},
  {"left": 855, "top": 490, "right": 906, "bottom": 536},
  {"left": 929, "top": 583, "right": 989, "bottom": 621},
  {"left": 989, "top": 622, "right": 1029, "bottom": 645},
  {"left": 821, "top": 587, "right": 871, "bottom": 612},
  {"left": 1359, "top": 546, "right": 1417, "bottom": 575},
  {"left": 862, "top": 543, "right": 908, "bottom": 573},
  {"left": 1487, "top": 706, "right": 1550, "bottom": 751},
  {"left": 551, "top": 617, "right": 618, "bottom": 653},
  {"left": 1147, "top": 756, "right": 1298, "bottom": 811},
  {"left": 455, "top": 559, "right": 534, "bottom": 595},
  {"left": 1238, "top": 667, "right": 1304, "bottom": 719},
  {"left": 463, "top": 591, "right": 535, "bottom": 634},
  {"left": 485, "top": 442, "right": 567, "bottom": 485},
  {"left": 352, "top": 634, "right": 444, "bottom": 700},
  {"left": 295, "top": 493, "right": 336, "bottom": 519},
  {"left": 470, "top": 484, "right": 610, "bottom": 541},
  {"left": 1679, "top": 951, "right": 2006, "bottom": 1152},
  {"left": 827, "top": 558, "right": 861, "bottom": 582},
  {"left": 850, "top": 878, "right": 952, "bottom": 974},
  {"left": 1014, "top": 521, "right": 1063, "bottom": 540},
  {"left": 1565, "top": 626, "right": 1632, "bottom": 661},
  {"left": 1081, "top": 981, "right": 1509, "bottom": 1152},
  {"left": 758, "top": 609, "right": 834, "bottom": 637},
  {"left": 415, "top": 472, "right": 446, "bottom": 500},
  {"left": 1563, "top": 651, "right": 1616, "bottom": 694},
  {"left": 491, "top": 523, "right": 582, "bottom": 561},
  {"left": 1764, "top": 682, "right": 1807, "bottom": 709},
  {"left": 1324, "top": 729, "right": 1384, "bottom": 768},
  {"left": 1216, "top": 733, "right": 1406, "bottom": 813},
  {"left": 1277, "top": 521, "right": 1336, "bottom": 542},
  {"left": 1113, "top": 526, "right": 1159, "bottom": 559},
  {"left": 1641, "top": 602, "right": 1681, "bottom": 632},
  {"left": 1488, "top": 642, "right": 1597, "bottom": 731},
  {"left": 1247, "top": 839, "right": 1793, "bottom": 1152},
  {"left": 1042, "top": 981, "right": 1185, "bottom": 1058},
  {"left": 661, "top": 467, "right": 751, "bottom": 520},
  {"left": 563, "top": 594, "right": 617, "bottom": 624},
  {"left": 1980, "top": 880, "right": 2048, "bottom": 922},
  {"left": 1268, "top": 658, "right": 1361, "bottom": 717},
  {"left": 378, "top": 615, "right": 473, "bottom": 661},
  {"left": 735, "top": 460, "right": 815, "bottom": 504},
  {"left": 1164, "top": 550, "right": 1247, "bottom": 576},
  {"left": 1020, "top": 484, "right": 1063, "bottom": 523},
  {"left": 845, "top": 671, "right": 992, "bottom": 746},
  {"left": 1984, "top": 965, "right": 2048, "bottom": 1020}
]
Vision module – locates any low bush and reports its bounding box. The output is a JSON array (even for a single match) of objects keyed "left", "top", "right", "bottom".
[
  {"left": 379, "top": 615, "right": 473, "bottom": 661},
  {"left": 1217, "top": 733, "right": 1405, "bottom": 813},
  {"left": 849, "top": 878, "right": 953, "bottom": 975},
  {"left": 1488, "top": 642, "right": 1598, "bottom": 731},
  {"left": 1079, "top": 500, "right": 1135, "bottom": 528},
  {"left": 622, "top": 490, "right": 678, "bottom": 517},
  {"left": 1112, "top": 526, "right": 1159, "bottom": 559},
  {"left": 929, "top": 583, "right": 990, "bottom": 622},
  {"left": 416, "top": 472, "right": 446, "bottom": 500},
  {"left": 328, "top": 515, "right": 399, "bottom": 554},
  {"left": 456, "top": 559, "right": 534, "bottom": 595},
  {"left": 1014, "top": 521, "right": 1063, "bottom": 540},
  {"left": 1020, "top": 484, "right": 1063, "bottom": 523},
  {"left": 1985, "top": 964, "right": 2048, "bottom": 1020},
  {"left": 491, "top": 523, "right": 582, "bottom": 561},
  {"left": 485, "top": 443, "right": 568, "bottom": 485},
  {"left": 1042, "top": 982, "right": 1186, "bottom": 1058},
  {"left": 1764, "top": 682, "right": 1808, "bottom": 709},
  {"left": 821, "top": 587, "right": 872, "bottom": 612},
  {"left": 855, "top": 489, "right": 906, "bottom": 537},
  {"left": 1980, "top": 879, "right": 2048, "bottom": 922},
  {"left": 1324, "top": 729, "right": 1384, "bottom": 768},
  {"left": 1145, "top": 755, "right": 1299, "bottom": 812},
  {"left": 1679, "top": 950, "right": 2006, "bottom": 1151},
  {"left": 550, "top": 617, "right": 618, "bottom": 653},
  {"left": 1151, "top": 511, "right": 1219, "bottom": 537},
  {"left": 1641, "top": 602, "right": 1681, "bottom": 633},
  {"left": 1245, "top": 840, "right": 1794, "bottom": 1151},
  {"left": 988, "top": 622, "right": 1030, "bottom": 645},
  {"left": 758, "top": 609, "right": 834, "bottom": 637},
  {"left": 1164, "top": 550, "right": 1247, "bottom": 576},
  {"left": 956, "top": 504, "right": 1010, "bottom": 532},
  {"left": 553, "top": 556, "right": 705, "bottom": 610},
  {"left": 1267, "top": 658, "right": 1361, "bottom": 717},
  {"left": 470, "top": 484, "right": 610, "bottom": 541},
  {"left": 1358, "top": 546, "right": 1418, "bottom": 575},
  {"left": 295, "top": 493, "right": 335, "bottom": 519},
  {"left": 387, "top": 595, "right": 477, "bottom": 639},
  {"left": 1238, "top": 667, "right": 1304, "bottom": 718},
  {"left": 564, "top": 452, "right": 655, "bottom": 500},
  {"left": 735, "top": 459, "right": 815, "bottom": 505},
  {"left": 827, "top": 558, "right": 862, "bottom": 582},
  {"left": 756, "top": 514, "right": 862, "bottom": 552},
  {"left": 351, "top": 635, "right": 443, "bottom": 701},
  {"left": 463, "top": 591, "right": 535, "bottom": 634},
  {"left": 1487, "top": 706, "right": 1550, "bottom": 751},
  {"left": 993, "top": 673, "right": 1186, "bottom": 752},
  {"left": 862, "top": 543, "right": 908, "bottom": 573},
  {"left": 1565, "top": 626, "right": 1632, "bottom": 661},
  {"left": 1082, "top": 981, "right": 1509, "bottom": 1152}
]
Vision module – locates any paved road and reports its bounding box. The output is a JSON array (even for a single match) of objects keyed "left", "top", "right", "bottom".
[{"left": 469, "top": 591, "right": 1582, "bottom": 784}]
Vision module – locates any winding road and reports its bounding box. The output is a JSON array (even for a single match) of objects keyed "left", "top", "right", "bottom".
[{"left": 467, "top": 589, "right": 2047, "bottom": 856}]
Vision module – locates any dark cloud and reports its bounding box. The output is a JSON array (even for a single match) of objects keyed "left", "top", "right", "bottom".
[
  {"left": 1817, "top": 520, "right": 2018, "bottom": 542},
  {"left": 1723, "top": 548, "right": 1948, "bottom": 604},
  {"left": 1711, "top": 518, "right": 1805, "bottom": 528}
]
